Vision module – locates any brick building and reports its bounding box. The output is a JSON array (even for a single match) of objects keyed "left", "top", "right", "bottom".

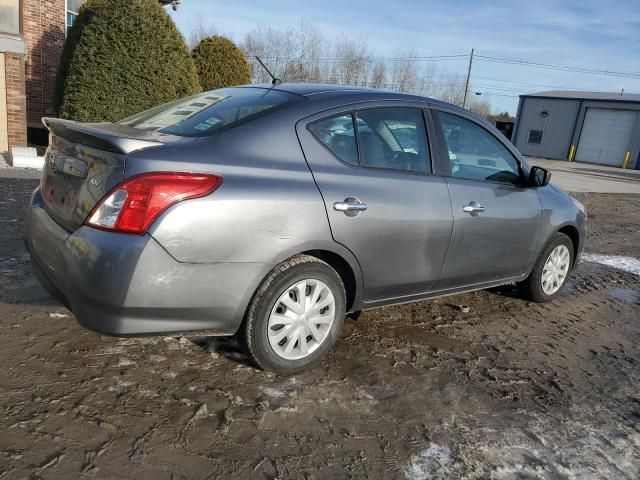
[{"left": 0, "top": 0, "right": 84, "bottom": 156}]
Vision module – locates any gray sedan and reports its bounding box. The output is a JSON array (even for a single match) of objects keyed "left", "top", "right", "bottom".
[{"left": 25, "top": 84, "right": 587, "bottom": 374}]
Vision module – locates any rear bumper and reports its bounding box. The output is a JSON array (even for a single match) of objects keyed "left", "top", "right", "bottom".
[{"left": 25, "top": 188, "right": 267, "bottom": 336}]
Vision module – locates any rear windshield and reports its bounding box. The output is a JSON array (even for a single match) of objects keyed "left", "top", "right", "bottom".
[{"left": 117, "top": 87, "right": 301, "bottom": 137}]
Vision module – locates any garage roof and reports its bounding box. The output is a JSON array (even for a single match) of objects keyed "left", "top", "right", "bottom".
[{"left": 521, "top": 90, "right": 640, "bottom": 102}]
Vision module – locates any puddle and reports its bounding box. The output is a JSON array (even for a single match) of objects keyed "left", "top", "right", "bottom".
[
  {"left": 609, "top": 288, "right": 640, "bottom": 305},
  {"left": 582, "top": 254, "right": 640, "bottom": 276}
]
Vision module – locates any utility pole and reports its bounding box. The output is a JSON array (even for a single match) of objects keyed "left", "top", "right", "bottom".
[{"left": 463, "top": 48, "right": 474, "bottom": 109}]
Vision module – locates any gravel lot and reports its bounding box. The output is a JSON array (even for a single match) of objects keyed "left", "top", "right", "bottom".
[{"left": 1, "top": 178, "right": 639, "bottom": 479}]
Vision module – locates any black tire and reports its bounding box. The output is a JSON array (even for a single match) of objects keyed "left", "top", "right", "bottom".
[
  {"left": 241, "top": 255, "right": 346, "bottom": 374},
  {"left": 518, "top": 232, "right": 574, "bottom": 303}
]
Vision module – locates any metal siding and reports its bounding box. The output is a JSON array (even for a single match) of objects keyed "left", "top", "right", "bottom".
[
  {"left": 511, "top": 97, "right": 524, "bottom": 146},
  {"left": 514, "top": 98, "right": 580, "bottom": 159}
]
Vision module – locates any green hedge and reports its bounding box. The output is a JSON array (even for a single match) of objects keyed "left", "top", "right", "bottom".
[
  {"left": 192, "top": 36, "right": 251, "bottom": 91},
  {"left": 56, "top": 0, "right": 200, "bottom": 123}
]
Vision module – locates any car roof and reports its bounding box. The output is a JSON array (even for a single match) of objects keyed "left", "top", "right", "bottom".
[
  {"left": 242, "top": 83, "right": 451, "bottom": 106},
  {"left": 235, "top": 83, "right": 485, "bottom": 125}
]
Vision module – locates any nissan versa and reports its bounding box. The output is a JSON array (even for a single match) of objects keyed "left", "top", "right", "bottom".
[{"left": 25, "top": 84, "right": 587, "bottom": 374}]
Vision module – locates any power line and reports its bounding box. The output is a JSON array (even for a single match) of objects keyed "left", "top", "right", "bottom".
[
  {"left": 249, "top": 53, "right": 640, "bottom": 80},
  {"left": 251, "top": 54, "right": 469, "bottom": 64},
  {"left": 471, "top": 91, "right": 522, "bottom": 98},
  {"left": 474, "top": 54, "right": 640, "bottom": 79},
  {"left": 476, "top": 54, "right": 640, "bottom": 76},
  {"left": 470, "top": 84, "right": 534, "bottom": 93},
  {"left": 470, "top": 76, "right": 601, "bottom": 91}
]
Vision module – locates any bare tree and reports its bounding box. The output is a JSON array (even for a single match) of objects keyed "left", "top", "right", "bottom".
[
  {"left": 414, "top": 63, "right": 440, "bottom": 97},
  {"left": 369, "top": 61, "right": 387, "bottom": 89},
  {"left": 329, "top": 36, "right": 371, "bottom": 86},
  {"left": 240, "top": 22, "right": 496, "bottom": 113},
  {"left": 390, "top": 49, "right": 418, "bottom": 93},
  {"left": 187, "top": 16, "right": 217, "bottom": 49},
  {"left": 468, "top": 97, "right": 492, "bottom": 118},
  {"left": 437, "top": 75, "right": 466, "bottom": 106},
  {"left": 243, "top": 21, "right": 325, "bottom": 83}
]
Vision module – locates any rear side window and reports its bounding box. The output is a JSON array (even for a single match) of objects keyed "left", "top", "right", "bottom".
[
  {"left": 309, "top": 108, "right": 431, "bottom": 173},
  {"left": 118, "top": 88, "right": 301, "bottom": 137},
  {"left": 308, "top": 114, "right": 358, "bottom": 165},
  {"left": 355, "top": 108, "right": 430, "bottom": 173}
]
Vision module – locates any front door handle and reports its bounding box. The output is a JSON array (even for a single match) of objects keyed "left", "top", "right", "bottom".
[
  {"left": 462, "top": 201, "right": 485, "bottom": 215},
  {"left": 334, "top": 197, "right": 368, "bottom": 216}
]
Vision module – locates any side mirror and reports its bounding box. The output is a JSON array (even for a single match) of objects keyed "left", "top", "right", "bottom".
[{"left": 528, "top": 166, "right": 551, "bottom": 187}]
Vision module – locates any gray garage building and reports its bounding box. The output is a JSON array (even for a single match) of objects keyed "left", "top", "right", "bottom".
[{"left": 512, "top": 91, "right": 640, "bottom": 169}]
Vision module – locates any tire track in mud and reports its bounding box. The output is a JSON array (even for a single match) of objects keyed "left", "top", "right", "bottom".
[{"left": 1, "top": 179, "right": 639, "bottom": 478}]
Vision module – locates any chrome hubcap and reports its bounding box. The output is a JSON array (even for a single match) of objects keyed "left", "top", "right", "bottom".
[
  {"left": 541, "top": 245, "right": 570, "bottom": 295},
  {"left": 268, "top": 279, "right": 336, "bottom": 360}
]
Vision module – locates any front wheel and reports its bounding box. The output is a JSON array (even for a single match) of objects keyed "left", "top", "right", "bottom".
[
  {"left": 241, "top": 255, "right": 346, "bottom": 374},
  {"left": 518, "top": 233, "right": 574, "bottom": 302}
]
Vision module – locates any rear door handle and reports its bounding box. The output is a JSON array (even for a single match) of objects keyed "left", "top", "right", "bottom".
[
  {"left": 463, "top": 201, "right": 485, "bottom": 214},
  {"left": 334, "top": 197, "right": 368, "bottom": 216}
]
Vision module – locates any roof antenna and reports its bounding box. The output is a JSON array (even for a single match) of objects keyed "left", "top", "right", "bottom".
[{"left": 255, "top": 56, "right": 282, "bottom": 85}]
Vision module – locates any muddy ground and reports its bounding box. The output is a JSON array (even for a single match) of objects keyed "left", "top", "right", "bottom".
[{"left": 1, "top": 178, "right": 639, "bottom": 479}]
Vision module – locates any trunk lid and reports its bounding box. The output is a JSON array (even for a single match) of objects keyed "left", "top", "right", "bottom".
[{"left": 40, "top": 118, "right": 177, "bottom": 232}]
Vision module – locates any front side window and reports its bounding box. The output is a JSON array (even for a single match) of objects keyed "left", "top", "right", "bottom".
[
  {"left": 308, "top": 114, "right": 358, "bottom": 165},
  {"left": 118, "top": 87, "right": 302, "bottom": 137},
  {"left": 355, "top": 108, "right": 430, "bottom": 173},
  {"left": 0, "top": 0, "right": 20, "bottom": 35},
  {"left": 437, "top": 112, "right": 522, "bottom": 185}
]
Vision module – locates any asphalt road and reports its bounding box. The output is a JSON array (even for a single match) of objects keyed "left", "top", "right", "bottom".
[
  {"left": 1, "top": 177, "right": 639, "bottom": 479},
  {"left": 528, "top": 157, "right": 640, "bottom": 194}
]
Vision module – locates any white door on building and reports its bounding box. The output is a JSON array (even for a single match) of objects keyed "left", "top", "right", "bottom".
[{"left": 575, "top": 108, "right": 637, "bottom": 166}]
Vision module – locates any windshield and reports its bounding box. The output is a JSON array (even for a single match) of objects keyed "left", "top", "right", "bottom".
[{"left": 117, "top": 87, "right": 302, "bottom": 137}]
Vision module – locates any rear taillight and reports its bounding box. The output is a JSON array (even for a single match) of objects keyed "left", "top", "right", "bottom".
[{"left": 86, "top": 172, "right": 222, "bottom": 234}]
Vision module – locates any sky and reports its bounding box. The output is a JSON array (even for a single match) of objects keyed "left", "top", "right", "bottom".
[{"left": 168, "top": 0, "right": 640, "bottom": 115}]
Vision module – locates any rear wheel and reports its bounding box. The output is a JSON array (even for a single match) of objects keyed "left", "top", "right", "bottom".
[
  {"left": 518, "top": 233, "right": 574, "bottom": 302},
  {"left": 241, "top": 255, "right": 346, "bottom": 374}
]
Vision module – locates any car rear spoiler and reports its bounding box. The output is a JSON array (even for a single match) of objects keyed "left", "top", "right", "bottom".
[{"left": 42, "top": 117, "right": 165, "bottom": 155}]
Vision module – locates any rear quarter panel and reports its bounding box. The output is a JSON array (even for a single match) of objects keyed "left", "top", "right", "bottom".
[{"left": 127, "top": 111, "right": 362, "bottom": 288}]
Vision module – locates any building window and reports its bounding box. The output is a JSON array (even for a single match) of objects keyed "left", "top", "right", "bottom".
[
  {"left": 66, "top": 0, "right": 86, "bottom": 34},
  {"left": 528, "top": 130, "right": 543, "bottom": 144},
  {"left": 0, "top": 0, "right": 20, "bottom": 35}
]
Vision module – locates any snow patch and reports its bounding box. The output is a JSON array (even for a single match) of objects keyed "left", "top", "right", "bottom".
[
  {"left": 148, "top": 354, "right": 167, "bottom": 363},
  {"left": 9, "top": 147, "right": 44, "bottom": 169},
  {"left": 99, "top": 345, "right": 126, "bottom": 355},
  {"left": 582, "top": 254, "right": 640, "bottom": 276},
  {"left": 261, "top": 387, "right": 288, "bottom": 398},
  {"left": 405, "top": 443, "right": 451, "bottom": 480},
  {"left": 118, "top": 358, "right": 137, "bottom": 367}
]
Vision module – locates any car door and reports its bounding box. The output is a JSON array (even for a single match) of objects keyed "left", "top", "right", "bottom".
[
  {"left": 431, "top": 107, "right": 542, "bottom": 289},
  {"left": 297, "top": 104, "right": 453, "bottom": 304}
]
